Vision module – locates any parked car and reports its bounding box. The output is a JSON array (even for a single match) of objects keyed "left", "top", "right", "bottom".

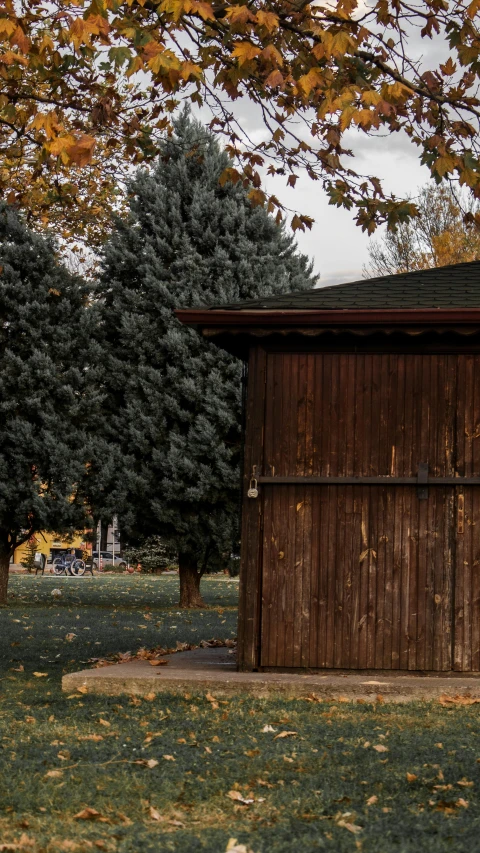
[{"left": 92, "top": 551, "right": 127, "bottom": 569}]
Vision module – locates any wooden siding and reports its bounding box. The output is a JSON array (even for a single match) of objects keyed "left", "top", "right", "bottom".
[{"left": 239, "top": 349, "right": 480, "bottom": 671}]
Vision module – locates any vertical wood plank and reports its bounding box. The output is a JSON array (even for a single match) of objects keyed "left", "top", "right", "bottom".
[{"left": 238, "top": 346, "right": 267, "bottom": 670}]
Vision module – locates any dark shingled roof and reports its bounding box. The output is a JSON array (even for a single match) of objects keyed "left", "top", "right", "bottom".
[{"left": 216, "top": 260, "right": 480, "bottom": 311}]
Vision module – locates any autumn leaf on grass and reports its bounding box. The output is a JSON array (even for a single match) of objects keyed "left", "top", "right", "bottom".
[
  {"left": 134, "top": 758, "right": 159, "bottom": 768},
  {"left": 78, "top": 734, "right": 103, "bottom": 742},
  {"left": 149, "top": 807, "right": 164, "bottom": 821},
  {"left": 163, "top": 755, "right": 175, "bottom": 762},
  {"left": 45, "top": 769, "right": 63, "bottom": 778},
  {"left": 337, "top": 819, "right": 363, "bottom": 833},
  {"left": 11, "top": 665, "right": 24, "bottom": 672},
  {"left": 98, "top": 718, "right": 111, "bottom": 727},
  {"left": 274, "top": 731, "right": 297, "bottom": 740},
  {"left": 205, "top": 691, "right": 220, "bottom": 709},
  {"left": 366, "top": 795, "right": 378, "bottom": 805},
  {"left": 73, "top": 808, "right": 109, "bottom": 822},
  {"left": 261, "top": 725, "right": 276, "bottom": 733},
  {"left": 226, "top": 840, "right": 255, "bottom": 853},
  {"left": 372, "top": 744, "right": 389, "bottom": 753},
  {"left": 33, "top": 672, "right": 48, "bottom": 678},
  {"left": 439, "top": 694, "right": 480, "bottom": 706},
  {"left": 0, "top": 834, "right": 35, "bottom": 850},
  {"left": 227, "top": 790, "right": 254, "bottom": 805}
]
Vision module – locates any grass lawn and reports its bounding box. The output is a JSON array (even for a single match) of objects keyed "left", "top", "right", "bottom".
[{"left": 1, "top": 575, "right": 480, "bottom": 852}]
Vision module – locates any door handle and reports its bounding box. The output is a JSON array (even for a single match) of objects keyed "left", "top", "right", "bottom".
[{"left": 457, "top": 493, "right": 465, "bottom": 534}]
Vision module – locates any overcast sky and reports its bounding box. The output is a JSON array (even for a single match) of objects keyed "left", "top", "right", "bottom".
[{"left": 193, "top": 28, "right": 454, "bottom": 289}]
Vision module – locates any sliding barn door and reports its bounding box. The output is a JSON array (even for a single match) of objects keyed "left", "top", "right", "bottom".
[{"left": 260, "top": 352, "right": 461, "bottom": 671}]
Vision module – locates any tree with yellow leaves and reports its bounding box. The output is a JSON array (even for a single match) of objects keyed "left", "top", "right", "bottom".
[
  {"left": 1, "top": 0, "right": 480, "bottom": 241},
  {"left": 364, "top": 183, "right": 480, "bottom": 277}
]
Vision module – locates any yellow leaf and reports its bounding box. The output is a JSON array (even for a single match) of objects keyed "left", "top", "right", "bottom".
[
  {"left": 189, "top": 0, "right": 215, "bottom": 19},
  {"left": 225, "top": 5, "right": 254, "bottom": 26},
  {"left": 298, "top": 68, "right": 324, "bottom": 97},
  {"left": 98, "top": 718, "right": 111, "bottom": 727},
  {"left": 163, "top": 755, "right": 175, "bottom": 761},
  {"left": 406, "top": 772, "right": 417, "bottom": 782},
  {"left": 45, "top": 769, "right": 63, "bottom": 778},
  {"left": 0, "top": 18, "right": 16, "bottom": 37},
  {"left": 33, "top": 672, "right": 48, "bottom": 677},
  {"left": 373, "top": 744, "right": 388, "bottom": 752},
  {"left": 232, "top": 42, "right": 261, "bottom": 66},
  {"left": 256, "top": 9, "right": 279, "bottom": 31},
  {"left": 274, "top": 730, "right": 297, "bottom": 739}
]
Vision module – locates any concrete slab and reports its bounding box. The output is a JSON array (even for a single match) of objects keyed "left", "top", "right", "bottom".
[{"left": 62, "top": 648, "right": 480, "bottom": 702}]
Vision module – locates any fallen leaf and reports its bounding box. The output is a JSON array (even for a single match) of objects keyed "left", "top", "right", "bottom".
[
  {"left": 73, "top": 808, "right": 104, "bottom": 821},
  {"left": 163, "top": 755, "right": 175, "bottom": 762},
  {"left": 337, "top": 820, "right": 363, "bottom": 833},
  {"left": 45, "top": 769, "right": 63, "bottom": 778},
  {"left": 25, "top": 716, "right": 36, "bottom": 724},
  {"left": 439, "top": 694, "right": 480, "bottom": 706},
  {"left": 149, "top": 660, "right": 168, "bottom": 666},
  {"left": 366, "top": 795, "right": 378, "bottom": 805},
  {"left": 457, "top": 798, "right": 469, "bottom": 808},
  {"left": 78, "top": 734, "right": 103, "bottom": 742},
  {"left": 98, "top": 718, "right": 111, "bottom": 727},
  {"left": 168, "top": 819, "right": 184, "bottom": 827},
  {"left": 11, "top": 665, "right": 24, "bottom": 672},
  {"left": 373, "top": 744, "right": 389, "bottom": 753},
  {"left": 143, "top": 693, "right": 156, "bottom": 701},
  {"left": 33, "top": 672, "right": 48, "bottom": 678},
  {"left": 206, "top": 692, "right": 219, "bottom": 710},
  {"left": 457, "top": 778, "right": 474, "bottom": 787},
  {"left": 77, "top": 686, "right": 89, "bottom": 694},
  {"left": 147, "top": 759, "right": 159, "bottom": 768},
  {"left": 227, "top": 790, "right": 254, "bottom": 805},
  {"left": 226, "top": 840, "right": 254, "bottom": 853},
  {"left": 274, "top": 731, "right": 297, "bottom": 740},
  {"left": 149, "top": 806, "right": 164, "bottom": 821},
  {"left": 65, "top": 633, "right": 76, "bottom": 641},
  {"left": 0, "top": 834, "right": 35, "bottom": 850},
  {"left": 406, "top": 773, "right": 417, "bottom": 782},
  {"left": 261, "top": 725, "right": 276, "bottom": 733}
]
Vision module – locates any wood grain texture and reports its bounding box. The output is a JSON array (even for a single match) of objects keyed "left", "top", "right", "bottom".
[{"left": 239, "top": 348, "right": 480, "bottom": 672}]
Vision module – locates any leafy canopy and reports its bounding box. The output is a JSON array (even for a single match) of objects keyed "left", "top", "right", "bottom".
[{"left": 2, "top": 0, "right": 480, "bottom": 239}]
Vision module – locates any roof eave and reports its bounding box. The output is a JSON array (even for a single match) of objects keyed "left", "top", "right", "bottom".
[{"left": 176, "top": 307, "right": 480, "bottom": 328}]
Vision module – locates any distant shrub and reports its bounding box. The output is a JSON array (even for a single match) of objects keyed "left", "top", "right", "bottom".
[{"left": 123, "top": 536, "right": 173, "bottom": 573}]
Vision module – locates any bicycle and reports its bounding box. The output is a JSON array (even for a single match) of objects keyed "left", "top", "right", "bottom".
[{"left": 53, "top": 556, "right": 87, "bottom": 576}]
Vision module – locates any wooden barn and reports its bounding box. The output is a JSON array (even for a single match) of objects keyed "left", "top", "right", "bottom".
[{"left": 178, "top": 261, "right": 480, "bottom": 673}]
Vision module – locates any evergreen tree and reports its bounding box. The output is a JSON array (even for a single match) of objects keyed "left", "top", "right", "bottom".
[
  {"left": 98, "top": 110, "right": 316, "bottom": 607},
  {"left": 0, "top": 205, "right": 102, "bottom": 602}
]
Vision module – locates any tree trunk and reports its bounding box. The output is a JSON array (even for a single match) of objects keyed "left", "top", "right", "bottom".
[
  {"left": 0, "top": 551, "right": 10, "bottom": 605},
  {"left": 178, "top": 553, "right": 205, "bottom": 608}
]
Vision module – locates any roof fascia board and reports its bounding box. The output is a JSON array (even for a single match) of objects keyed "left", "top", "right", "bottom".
[{"left": 176, "top": 308, "right": 480, "bottom": 327}]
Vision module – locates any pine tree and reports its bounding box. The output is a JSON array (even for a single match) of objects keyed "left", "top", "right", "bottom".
[
  {"left": 0, "top": 205, "right": 102, "bottom": 602},
  {"left": 98, "top": 109, "right": 317, "bottom": 607}
]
